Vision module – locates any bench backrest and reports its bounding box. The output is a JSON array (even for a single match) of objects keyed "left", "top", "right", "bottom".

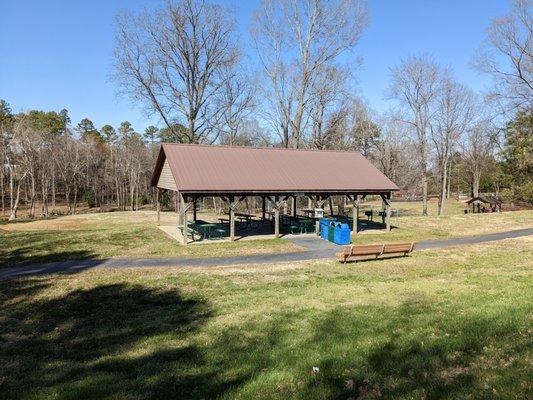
[
  {"left": 343, "top": 242, "right": 415, "bottom": 258},
  {"left": 346, "top": 244, "right": 384, "bottom": 257},
  {"left": 383, "top": 242, "right": 414, "bottom": 254}
]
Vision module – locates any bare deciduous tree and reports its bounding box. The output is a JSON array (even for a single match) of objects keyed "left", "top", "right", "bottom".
[
  {"left": 389, "top": 55, "right": 441, "bottom": 215},
  {"left": 462, "top": 121, "right": 498, "bottom": 198},
  {"left": 431, "top": 76, "right": 476, "bottom": 215},
  {"left": 252, "top": 0, "right": 369, "bottom": 148},
  {"left": 114, "top": 0, "right": 239, "bottom": 143},
  {"left": 217, "top": 67, "right": 255, "bottom": 146},
  {"left": 475, "top": 0, "right": 533, "bottom": 112}
]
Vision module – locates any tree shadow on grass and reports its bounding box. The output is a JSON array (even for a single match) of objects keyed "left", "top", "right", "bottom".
[
  {"left": 0, "top": 279, "right": 528, "bottom": 399},
  {"left": 0, "top": 278, "right": 252, "bottom": 399},
  {"left": 294, "top": 296, "right": 509, "bottom": 399},
  {"left": 0, "top": 230, "right": 101, "bottom": 268}
]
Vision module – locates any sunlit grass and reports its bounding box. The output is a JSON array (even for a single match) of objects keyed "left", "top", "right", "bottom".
[
  {"left": 1, "top": 201, "right": 531, "bottom": 267},
  {"left": 0, "top": 237, "right": 531, "bottom": 399}
]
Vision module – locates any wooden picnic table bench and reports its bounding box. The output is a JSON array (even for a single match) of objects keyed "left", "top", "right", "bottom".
[{"left": 336, "top": 242, "right": 415, "bottom": 263}]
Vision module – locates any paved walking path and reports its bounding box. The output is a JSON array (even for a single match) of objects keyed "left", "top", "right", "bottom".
[{"left": 1, "top": 228, "right": 531, "bottom": 281}]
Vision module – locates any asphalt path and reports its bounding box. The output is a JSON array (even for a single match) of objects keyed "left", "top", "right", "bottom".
[{"left": 1, "top": 228, "right": 531, "bottom": 281}]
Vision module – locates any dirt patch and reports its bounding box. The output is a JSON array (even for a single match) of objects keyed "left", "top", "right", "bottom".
[{"left": 2, "top": 219, "right": 87, "bottom": 232}]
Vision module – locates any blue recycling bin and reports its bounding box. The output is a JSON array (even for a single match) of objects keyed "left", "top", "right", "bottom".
[
  {"left": 319, "top": 218, "right": 336, "bottom": 239},
  {"left": 327, "top": 221, "right": 336, "bottom": 242},
  {"left": 333, "top": 223, "right": 351, "bottom": 245}
]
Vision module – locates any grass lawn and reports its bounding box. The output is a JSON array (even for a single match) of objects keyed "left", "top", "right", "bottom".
[
  {"left": 0, "top": 211, "right": 299, "bottom": 267},
  {"left": 1, "top": 200, "right": 531, "bottom": 267},
  {"left": 354, "top": 201, "right": 533, "bottom": 245},
  {"left": 0, "top": 237, "right": 531, "bottom": 399}
]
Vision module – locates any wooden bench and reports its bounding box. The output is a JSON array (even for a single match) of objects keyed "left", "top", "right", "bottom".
[{"left": 336, "top": 242, "right": 415, "bottom": 263}]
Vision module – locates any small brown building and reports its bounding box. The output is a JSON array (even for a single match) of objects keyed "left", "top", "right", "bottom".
[
  {"left": 467, "top": 195, "right": 502, "bottom": 213},
  {"left": 151, "top": 144, "right": 399, "bottom": 244}
]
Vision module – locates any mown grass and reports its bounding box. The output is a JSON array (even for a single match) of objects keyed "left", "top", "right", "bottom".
[
  {"left": 0, "top": 211, "right": 299, "bottom": 267},
  {"left": 0, "top": 238, "right": 531, "bottom": 399},
  {"left": 1, "top": 202, "right": 531, "bottom": 267},
  {"left": 354, "top": 210, "right": 533, "bottom": 245}
]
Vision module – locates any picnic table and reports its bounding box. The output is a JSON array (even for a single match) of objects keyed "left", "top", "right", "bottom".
[
  {"left": 196, "top": 223, "right": 221, "bottom": 239},
  {"left": 235, "top": 212, "right": 258, "bottom": 229}
]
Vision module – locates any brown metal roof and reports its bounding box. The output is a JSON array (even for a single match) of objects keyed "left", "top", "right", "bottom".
[{"left": 151, "top": 143, "right": 399, "bottom": 194}]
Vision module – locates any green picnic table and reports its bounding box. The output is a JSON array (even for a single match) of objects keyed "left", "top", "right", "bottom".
[
  {"left": 289, "top": 219, "right": 314, "bottom": 234},
  {"left": 197, "top": 223, "right": 223, "bottom": 239}
]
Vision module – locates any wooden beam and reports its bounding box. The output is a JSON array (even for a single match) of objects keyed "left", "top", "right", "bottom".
[
  {"left": 379, "top": 193, "right": 391, "bottom": 232},
  {"left": 351, "top": 195, "right": 359, "bottom": 235},
  {"left": 228, "top": 196, "right": 235, "bottom": 242},
  {"left": 180, "top": 194, "right": 193, "bottom": 245},
  {"left": 227, "top": 196, "right": 243, "bottom": 242},
  {"left": 156, "top": 188, "right": 161, "bottom": 226},
  {"left": 386, "top": 202, "right": 391, "bottom": 232},
  {"left": 379, "top": 193, "right": 390, "bottom": 206},
  {"left": 266, "top": 196, "right": 285, "bottom": 238}
]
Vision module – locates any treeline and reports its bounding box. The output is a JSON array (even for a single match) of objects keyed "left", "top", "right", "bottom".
[
  {"left": 1, "top": 98, "right": 530, "bottom": 221},
  {"left": 0, "top": 103, "right": 157, "bottom": 220},
  {"left": 1, "top": 0, "right": 531, "bottom": 220}
]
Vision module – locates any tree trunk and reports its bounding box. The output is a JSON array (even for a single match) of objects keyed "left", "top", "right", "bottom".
[
  {"left": 9, "top": 172, "right": 28, "bottom": 221},
  {"left": 51, "top": 169, "right": 56, "bottom": 209},
  {"left": 421, "top": 173, "right": 428, "bottom": 216},
  {"left": 1, "top": 167, "right": 4, "bottom": 216},
  {"left": 72, "top": 186, "right": 78, "bottom": 215},
  {"left": 29, "top": 173, "right": 36, "bottom": 219},
  {"left": 9, "top": 184, "right": 21, "bottom": 221},
  {"left": 437, "top": 159, "right": 448, "bottom": 216}
]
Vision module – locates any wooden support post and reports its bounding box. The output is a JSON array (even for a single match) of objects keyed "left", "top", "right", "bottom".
[
  {"left": 193, "top": 198, "right": 197, "bottom": 222},
  {"left": 180, "top": 194, "right": 193, "bottom": 245},
  {"left": 353, "top": 196, "right": 359, "bottom": 235},
  {"left": 267, "top": 196, "right": 285, "bottom": 238},
  {"left": 380, "top": 193, "right": 391, "bottom": 232},
  {"left": 227, "top": 196, "right": 244, "bottom": 242},
  {"left": 228, "top": 196, "right": 236, "bottom": 242},
  {"left": 274, "top": 204, "right": 280, "bottom": 238},
  {"left": 262, "top": 196, "right": 266, "bottom": 221},
  {"left": 292, "top": 196, "right": 297, "bottom": 218},
  {"left": 156, "top": 188, "right": 161, "bottom": 226},
  {"left": 386, "top": 202, "right": 391, "bottom": 232}
]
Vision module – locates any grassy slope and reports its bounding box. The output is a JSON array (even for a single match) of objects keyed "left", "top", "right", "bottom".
[{"left": 0, "top": 238, "right": 531, "bottom": 399}]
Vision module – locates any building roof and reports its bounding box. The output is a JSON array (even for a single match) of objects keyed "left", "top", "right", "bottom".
[
  {"left": 151, "top": 143, "right": 399, "bottom": 195},
  {"left": 467, "top": 195, "right": 502, "bottom": 205}
]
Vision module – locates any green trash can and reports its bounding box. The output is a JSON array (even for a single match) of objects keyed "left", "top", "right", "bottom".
[{"left": 327, "top": 221, "right": 336, "bottom": 242}]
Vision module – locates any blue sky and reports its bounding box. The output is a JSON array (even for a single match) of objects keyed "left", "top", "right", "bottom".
[{"left": 0, "top": 0, "right": 509, "bottom": 132}]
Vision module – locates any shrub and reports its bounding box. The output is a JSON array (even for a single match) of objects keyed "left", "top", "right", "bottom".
[{"left": 84, "top": 190, "right": 97, "bottom": 208}]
